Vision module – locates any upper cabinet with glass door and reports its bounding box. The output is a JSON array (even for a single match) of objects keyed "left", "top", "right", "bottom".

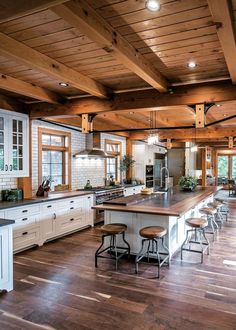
[{"left": 0, "top": 109, "right": 29, "bottom": 177}]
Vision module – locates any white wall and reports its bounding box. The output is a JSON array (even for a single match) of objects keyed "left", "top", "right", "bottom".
[{"left": 185, "top": 142, "right": 197, "bottom": 177}]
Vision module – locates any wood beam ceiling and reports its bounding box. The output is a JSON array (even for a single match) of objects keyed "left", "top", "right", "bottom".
[
  {"left": 0, "top": 95, "right": 25, "bottom": 113},
  {"left": 207, "top": 0, "right": 236, "bottom": 83},
  {"left": 0, "top": 0, "right": 69, "bottom": 23},
  {"left": 51, "top": 0, "right": 168, "bottom": 93},
  {"left": 129, "top": 126, "right": 236, "bottom": 140},
  {"left": 0, "top": 32, "right": 108, "bottom": 98},
  {"left": 29, "top": 80, "right": 236, "bottom": 118},
  {"left": 0, "top": 74, "right": 63, "bottom": 104}
]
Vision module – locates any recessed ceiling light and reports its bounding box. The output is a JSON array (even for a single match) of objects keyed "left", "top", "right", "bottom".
[
  {"left": 187, "top": 61, "right": 197, "bottom": 68},
  {"left": 129, "top": 111, "right": 134, "bottom": 115},
  {"left": 216, "top": 104, "right": 222, "bottom": 107},
  {"left": 223, "top": 114, "right": 227, "bottom": 117},
  {"left": 59, "top": 82, "right": 69, "bottom": 87},
  {"left": 146, "top": 0, "right": 161, "bottom": 12}
]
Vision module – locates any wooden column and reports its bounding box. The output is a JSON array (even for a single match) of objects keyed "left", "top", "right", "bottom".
[
  {"left": 17, "top": 119, "right": 32, "bottom": 198},
  {"left": 195, "top": 104, "right": 205, "bottom": 128},
  {"left": 126, "top": 139, "right": 133, "bottom": 180},
  {"left": 212, "top": 149, "right": 217, "bottom": 185},
  {"left": 201, "top": 147, "right": 207, "bottom": 187}
]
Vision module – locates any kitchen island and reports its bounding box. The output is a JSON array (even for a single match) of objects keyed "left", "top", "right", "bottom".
[{"left": 94, "top": 186, "right": 217, "bottom": 257}]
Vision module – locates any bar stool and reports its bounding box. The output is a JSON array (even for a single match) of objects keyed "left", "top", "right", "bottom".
[
  {"left": 199, "top": 207, "right": 218, "bottom": 241},
  {"left": 135, "top": 226, "right": 169, "bottom": 278},
  {"left": 207, "top": 201, "right": 224, "bottom": 228},
  {"left": 181, "top": 218, "right": 209, "bottom": 263},
  {"left": 215, "top": 197, "right": 229, "bottom": 221},
  {"left": 95, "top": 223, "right": 130, "bottom": 270}
]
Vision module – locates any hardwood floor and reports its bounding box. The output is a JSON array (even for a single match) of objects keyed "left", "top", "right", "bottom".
[{"left": 1, "top": 203, "right": 236, "bottom": 330}]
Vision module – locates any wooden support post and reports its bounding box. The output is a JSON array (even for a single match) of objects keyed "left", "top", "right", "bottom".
[
  {"left": 126, "top": 139, "right": 133, "bottom": 181},
  {"left": 212, "top": 149, "right": 217, "bottom": 185},
  {"left": 82, "top": 114, "right": 93, "bottom": 133},
  {"left": 195, "top": 104, "right": 205, "bottom": 128},
  {"left": 202, "top": 147, "right": 207, "bottom": 187},
  {"left": 228, "top": 136, "right": 234, "bottom": 148},
  {"left": 166, "top": 139, "right": 172, "bottom": 149}
]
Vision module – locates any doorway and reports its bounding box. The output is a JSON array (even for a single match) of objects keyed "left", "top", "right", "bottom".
[{"left": 217, "top": 154, "right": 236, "bottom": 185}]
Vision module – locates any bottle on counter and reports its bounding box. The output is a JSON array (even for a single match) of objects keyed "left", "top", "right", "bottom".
[{"left": 84, "top": 180, "right": 92, "bottom": 190}]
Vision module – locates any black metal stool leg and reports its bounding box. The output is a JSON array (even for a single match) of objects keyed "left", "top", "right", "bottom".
[
  {"left": 95, "top": 234, "right": 105, "bottom": 268},
  {"left": 135, "top": 239, "right": 146, "bottom": 274},
  {"left": 122, "top": 231, "right": 130, "bottom": 258}
]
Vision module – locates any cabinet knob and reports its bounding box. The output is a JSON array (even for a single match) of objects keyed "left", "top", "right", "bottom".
[
  {"left": 70, "top": 201, "right": 74, "bottom": 203},
  {"left": 5, "top": 164, "right": 8, "bottom": 171},
  {"left": 22, "top": 218, "right": 28, "bottom": 221},
  {"left": 22, "top": 231, "right": 28, "bottom": 236},
  {"left": 70, "top": 207, "right": 74, "bottom": 210},
  {"left": 53, "top": 213, "right": 56, "bottom": 220},
  {"left": 70, "top": 218, "right": 74, "bottom": 222},
  {"left": 88, "top": 196, "right": 91, "bottom": 199},
  {"left": 9, "top": 165, "right": 12, "bottom": 171}
]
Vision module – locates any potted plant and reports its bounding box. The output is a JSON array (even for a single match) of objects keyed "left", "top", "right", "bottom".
[
  {"left": 120, "top": 154, "right": 136, "bottom": 183},
  {"left": 178, "top": 175, "right": 197, "bottom": 191}
]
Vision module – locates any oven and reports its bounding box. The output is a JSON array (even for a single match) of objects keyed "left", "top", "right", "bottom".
[{"left": 95, "top": 187, "right": 124, "bottom": 224}]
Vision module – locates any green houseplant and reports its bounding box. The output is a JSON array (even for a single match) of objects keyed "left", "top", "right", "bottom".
[
  {"left": 178, "top": 175, "right": 197, "bottom": 191},
  {"left": 120, "top": 154, "right": 136, "bottom": 183}
]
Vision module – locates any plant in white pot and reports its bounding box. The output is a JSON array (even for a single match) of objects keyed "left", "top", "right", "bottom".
[{"left": 178, "top": 175, "right": 197, "bottom": 191}]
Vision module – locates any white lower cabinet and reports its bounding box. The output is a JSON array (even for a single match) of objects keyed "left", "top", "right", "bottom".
[
  {"left": 2, "top": 193, "right": 94, "bottom": 253},
  {"left": 0, "top": 225, "right": 13, "bottom": 292},
  {"left": 124, "top": 185, "right": 145, "bottom": 197}
]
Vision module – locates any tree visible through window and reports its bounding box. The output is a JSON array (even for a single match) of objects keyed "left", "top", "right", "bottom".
[{"left": 38, "top": 128, "right": 71, "bottom": 191}]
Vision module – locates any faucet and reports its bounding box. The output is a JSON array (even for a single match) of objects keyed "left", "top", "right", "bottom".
[{"left": 160, "top": 167, "right": 169, "bottom": 191}]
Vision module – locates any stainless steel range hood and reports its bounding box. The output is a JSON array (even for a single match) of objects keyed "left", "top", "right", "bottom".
[{"left": 73, "top": 133, "right": 113, "bottom": 159}]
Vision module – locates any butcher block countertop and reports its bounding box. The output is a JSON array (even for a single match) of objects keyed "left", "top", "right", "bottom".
[{"left": 93, "top": 186, "right": 218, "bottom": 217}]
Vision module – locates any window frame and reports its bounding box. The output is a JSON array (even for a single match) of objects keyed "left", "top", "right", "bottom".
[
  {"left": 105, "top": 139, "right": 122, "bottom": 181},
  {"left": 38, "top": 128, "right": 71, "bottom": 192}
]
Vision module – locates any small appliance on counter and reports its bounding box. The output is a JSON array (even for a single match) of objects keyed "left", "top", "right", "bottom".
[{"left": 2, "top": 189, "right": 23, "bottom": 201}]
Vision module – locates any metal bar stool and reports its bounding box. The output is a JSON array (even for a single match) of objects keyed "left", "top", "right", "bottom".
[
  {"left": 95, "top": 223, "right": 130, "bottom": 270},
  {"left": 215, "top": 197, "right": 229, "bottom": 221},
  {"left": 199, "top": 207, "right": 218, "bottom": 241},
  {"left": 207, "top": 201, "right": 224, "bottom": 228},
  {"left": 135, "top": 226, "right": 169, "bottom": 278},
  {"left": 181, "top": 218, "right": 209, "bottom": 263}
]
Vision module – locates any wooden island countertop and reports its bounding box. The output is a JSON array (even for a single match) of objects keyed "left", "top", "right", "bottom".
[{"left": 93, "top": 186, "right": 218, "bottom": 217}]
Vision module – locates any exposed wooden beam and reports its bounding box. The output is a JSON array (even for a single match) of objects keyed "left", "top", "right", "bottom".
[
  {"left": 130, "top": 126, "right": 236, "bottom": 140},
  {"left": 51, "top": 0, "right": 168, "bottom": 93},
  {"left": 0, "top": 94, "right": 25, "bottom": 113},
  {"left": 0, "top": 74, "right": 63, "bottom": 104},
  {"left": 0, "top": 32, "right": 108, "bottom": 98},
  {"left": 29, "top": 81, "right": 236, "bottom": 118},
  {"left": 207, "top": 0, "right": 236, "bottom": 83},
  {"left": 0, "top": 0, "right": 69, "bottom": 23}
]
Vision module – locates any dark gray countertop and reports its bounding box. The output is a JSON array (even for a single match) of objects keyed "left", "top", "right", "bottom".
[
  {"left": 0, "top": 219, "right": 15, "bottom": 227},
  {"left": 0, "top": 191, "right": 93, "bottom": 210}
]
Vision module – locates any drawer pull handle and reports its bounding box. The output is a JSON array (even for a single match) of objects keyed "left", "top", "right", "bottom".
[
  {"left": 70, "top": 218, "right": 74, "bottom": 221},
  {"left": 9, "top": 165, "right": 12, "bottom": 171},
  {"left": 22, "top": 231, "right": 28, "bottom": 236},
  {"left": 47, "top": 205, "right": 52, "bottom": 208},
  {"left": 53, "top": 213, "right": 56, "bottom": 220},
  {"left": 22, "top": 210, "right": 28, "bottom": 213},
  {"left": 88, "top": 196, "right": 91, "bottom": 199},
  {"left": 22, "top": 218, "right": 28, "bottom": 221},
  {"left": 70, "top": 201, "right": 74, "bottom": 203},
  {"left": 70, "top": 207, "right": 74, "bottom": 210}
]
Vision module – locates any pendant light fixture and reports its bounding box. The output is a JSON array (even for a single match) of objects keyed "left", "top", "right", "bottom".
[{"left": 147, "top": 111, "right": 159, "bottom": 145}]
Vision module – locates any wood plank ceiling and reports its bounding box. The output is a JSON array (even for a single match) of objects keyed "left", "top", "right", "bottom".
[{"left": 0, "top": 0, "right": 236, "bottom": 145}]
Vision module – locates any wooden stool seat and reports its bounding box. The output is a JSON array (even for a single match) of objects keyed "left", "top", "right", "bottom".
[
  {"left": 207, "top": 201, "right": 223, "bottom": 209},
  {"left": 100, "top": 223, "right": 127, "bottom": 235},
  {"left": 185, "top": 217, "right": 208, "bottom": 228},
  {"left": 139, "top": 226, "right": 167, "bottom": 239},
  {"left": 199, "top": 207, "right": 216, "bottom": 215}
]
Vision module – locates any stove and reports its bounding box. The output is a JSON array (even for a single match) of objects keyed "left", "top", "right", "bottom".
[{"left": 79, "top": 186, "right": 124, "bottom": 224}]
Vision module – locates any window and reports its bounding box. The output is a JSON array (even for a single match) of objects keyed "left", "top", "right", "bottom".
[
  {"left": 38, "top": 128, "right": 71, "bottom": 191},
  {"left": 105, "top": 140, "right": 121, "bottom": 181}
]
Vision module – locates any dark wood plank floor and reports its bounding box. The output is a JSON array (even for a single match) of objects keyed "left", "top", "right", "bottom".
[{"left": 1, "top": 202, "right": 236, "bottom": 330}]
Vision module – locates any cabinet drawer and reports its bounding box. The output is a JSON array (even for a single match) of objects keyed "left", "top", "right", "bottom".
[
  {"left": 0, "top": 210, "right": 5, "bottom": 218},
  {"left": 56, "top": 215, "right": 84, "bottom": 235},
  {"left": 40, "top": 202, "right": 56, "bottom": 214},
  {"left": 13, "top": 226, "right": 40, "bottom": 252},
  {"left": 6, "top": 204, "right": 40, "bottom": 219},
  {"left": 13, "top": 216, "right": 37, "bottom": 229}
]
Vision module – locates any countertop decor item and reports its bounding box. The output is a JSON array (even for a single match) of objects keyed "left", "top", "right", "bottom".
[
  {"left": 36, "top": 176, "right": 53, "bottom": 197},
  {"left": 178, "top": 176, "right": 197, "bottom": 191}
]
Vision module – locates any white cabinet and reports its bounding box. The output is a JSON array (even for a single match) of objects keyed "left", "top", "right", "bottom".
[
  {"left": 0, "top": 109, "right": 29, "bottom": 177},
  {"left": 124, "top": 185, "right": 145, "bottom": 197},
  {"left": 3, "top": 193, "right": 94, "bottom": 253},
  {"left": 0, "top": 225, "right": 13, "bottom": 292}
]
